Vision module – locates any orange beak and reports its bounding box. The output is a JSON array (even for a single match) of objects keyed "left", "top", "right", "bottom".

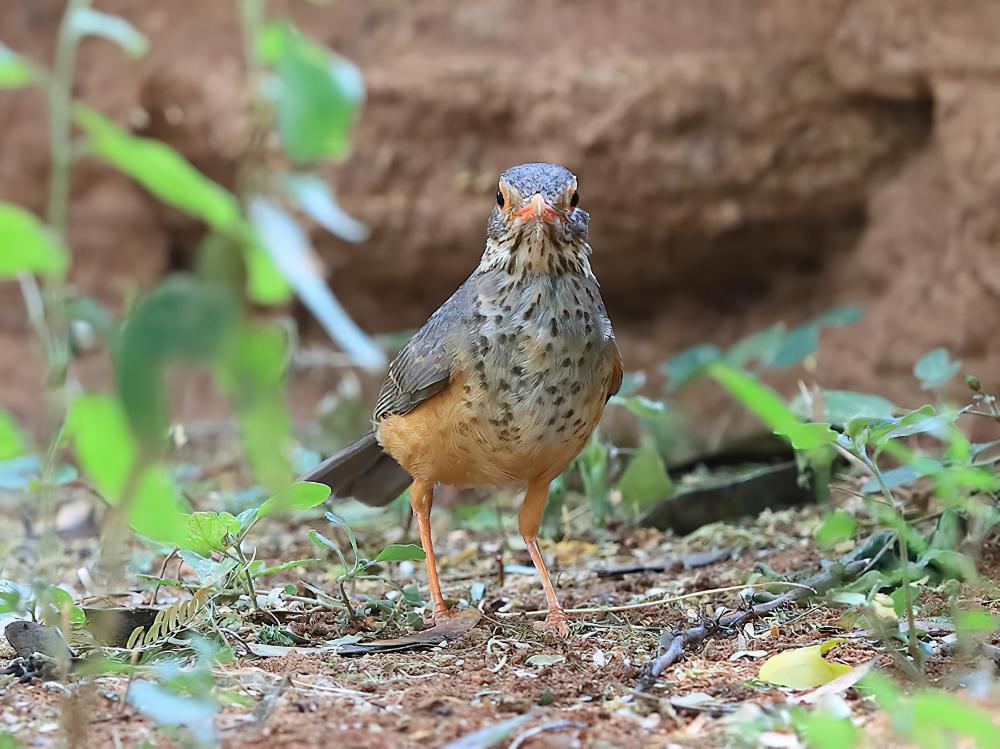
[{"left": 512, "top": 194, "right": 559, "bottom": 224}]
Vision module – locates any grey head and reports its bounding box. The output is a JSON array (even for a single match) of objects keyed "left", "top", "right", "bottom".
[{"left": 487, "top": 162, "right": 589, "bottom": 244}]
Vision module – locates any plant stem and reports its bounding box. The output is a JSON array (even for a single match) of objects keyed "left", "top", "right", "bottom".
[{"left": 31, "top": 0, "right": 91, "bottom": 577}]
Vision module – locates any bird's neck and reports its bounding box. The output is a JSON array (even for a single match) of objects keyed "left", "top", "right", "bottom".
[{"left": 478, "top": 228, "right": 595, "bottom": 280}]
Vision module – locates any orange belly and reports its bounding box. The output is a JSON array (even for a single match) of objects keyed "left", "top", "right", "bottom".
[{"left": 376, "top": 374, "right": 606, "bottom": 487}]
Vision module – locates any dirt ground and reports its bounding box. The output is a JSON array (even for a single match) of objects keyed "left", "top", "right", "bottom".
[
  {"left": 3, "top": 0, "right": 1000, "bottom": 441},
  {"left": 2, "top": 466, "right": 1000, "bottom": 748}
]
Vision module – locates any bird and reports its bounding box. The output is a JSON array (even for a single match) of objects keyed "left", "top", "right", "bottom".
[{"left": 305, "top": 162, "right": 622, "bottom": 634}]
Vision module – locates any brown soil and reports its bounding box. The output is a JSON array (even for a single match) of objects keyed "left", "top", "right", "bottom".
[{"left": 3, "top": 1, "right": 1000, "bottom": 442}]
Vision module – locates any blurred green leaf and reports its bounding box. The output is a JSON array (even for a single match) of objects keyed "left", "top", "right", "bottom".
[
  {"left": 283, "top": 174, "right": 367, "bottom": 242},
  {"left": 244, "top": 238, "right": 292, "bottom": 304},
  {"left": 67, "top": 395, "right": 189, "bottom": 546},
  {"left": 0, "top": 411, "right": 25, "bottom": 461},
  {"left": 576, "top": 436, "right": 610, "bottom": 525},
  {"left": 617, "top": 445, "right": 671, "bottom": 510},
  {"left": 258, "top": 482, "right": 331, "bottom": 518},
  {"left": 215, "top": 323, "right": 294, "bottom": 489},
  {"left": 248, "top": 196, "right": 384, "bottom": 370},
  {"left": 258, "top": 21, "right": 363, "bottom": 161},
  {"left": 768, "top": 307, "right": 862, "bottom": 369},
  {"left": 725, "top": 324, "right": 786, "bottom": 370},
  {"left": 758, "top": 638, "right": 852, "bottom": 688},
  {"left": 372, "top": 543, "right": 426, "bottom": 563},
  {"left": 0, "top": 43, "right": 34, "bottom": 88},
  {"left": 607, "top": 394, "right": 666, "bottom": 420},
  {"left": 914, "top": 347, "right": 961, "bottom": 391},
  {"left": 182, "top": 512, "right": 240, "bottom": 556},
  {"left": 909, "top": 691, "right": 1000, "bottom": 748},
  {"left": 0, "top": 202, "right": 69, "bottom": 277},
  {"left": 662, "top": 344, "right": 721, "bottom": 391},
  {"left": 815, "top": 510, "right": 856, "bottom": 548},
  {"left": 116, "top": 276, "right": 237, "bottom": 451},
  {"left": 75, "top": 107, "right": 242, "bottom": 233},
  {"left": 793, "top": 708, "right": 859, "bottom": 749},
  {"left": 707, "top": 363, "right": 837, "bottom": 450},
  {"left": 128, "top": 680, "right": 217, "bottom": 745},
  {"left": 67, "top": 7, "right": 149, "bottom": 57},
  {"left": 796, "top": 390, "right": 896, "bottom": 425}
]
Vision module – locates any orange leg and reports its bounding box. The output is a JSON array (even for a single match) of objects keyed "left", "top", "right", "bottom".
[
  {"left": 410, "top": 480, "right": 449, "bottom": 621},
  {"left": 519, "top": 479, "right": 569, "bottom": 636}
]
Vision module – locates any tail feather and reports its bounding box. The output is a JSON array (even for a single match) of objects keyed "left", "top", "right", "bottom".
[{"left": 304, "top": 432, "right": 412, "bottom": 507}]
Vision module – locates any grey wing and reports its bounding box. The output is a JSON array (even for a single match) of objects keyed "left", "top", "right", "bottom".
[{"left": 372, "top": 279, "right": 473, "bottom": 423}]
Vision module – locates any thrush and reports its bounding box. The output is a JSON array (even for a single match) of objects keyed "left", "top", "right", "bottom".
[{"left": 306, "top": 162, "right": 622, "bottom": 634}]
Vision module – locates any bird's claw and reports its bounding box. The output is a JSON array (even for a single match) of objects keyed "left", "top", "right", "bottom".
[{"left": 533, "top": 609, "right": 571, "bottom": 638}]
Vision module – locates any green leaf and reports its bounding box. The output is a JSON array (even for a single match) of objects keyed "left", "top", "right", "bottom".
[
  {"left": 707, "top": 363, "right": 837, "bottom": 450},
  {"left": 0, "top": 43, "right": 34, "bottom": 88},
  {"left": 0, "top": 202, "right": 69, "bottom": 277},
  {"left": 115, "top": 276, "right": 237, "bottom": 451},
  {"left": 770, "top": 307, "right": 862, "bottom": 368},
  {"left": 812, "top": 390, "right": 896, "bottom": 425},
  {"left": 67, "top": 8, "right": 149, "bottom": 57},
  {"left": 372, "top": 543, "right": 426, "bottom": 563},
  {"left": 814, "top": 510, "right": 856, "bottom": 548},
  {"left": 662, "top": 344, "right": 721, "bottom": 391},
  {"left": 0, "top": 411, "right": 25, "bottom": 460},
  {"left": 248, "top": 196, "right": 384, "bottom": 370},
  {"left": 75, "top": 107, "right": 242, "bottom": 233},
  {"left": 215, "top": 323, "right": 294, "bottom": 489},
  {"left": 758, "top": 638, "right": 853, "bottom": 688},
  {"left": 66, "top": 395, "right": 189, "bottom": 546},
  {"left": 910, "top": 691, "right": 1000, "bottom": 748},
  {"left": 725, "top": 324, "right": 787, "bottom": 370},
  {"left": 182, "top": 512, "right": 240, "bottom": 556},
  {"left": 258, "top": 482, "right": 331, "bottom": 518},
  {"left": 607, "top": 394, "right": 667, "bottom": 420},
  {"left": 257, "top": 21, "right": 363, "bottom": 161},
  {"left": 793, "top": 708, "right": 859, "bottom": 749},
  {"left": 914, "top": 347, "right": 962, "bottom": 390},
  {"left": 617, "top": 445, "right": 671, "bottom": 510},
  {"left": 128, "top": 680, "right": 217, "bottom": 745},
  {"left": 244, "top": 238, "right": 292, "bottom": 304}
]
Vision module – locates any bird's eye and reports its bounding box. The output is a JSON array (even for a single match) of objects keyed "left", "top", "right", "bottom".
[
  {"left": 496, "top": 189, "right": 505, "bottom": 208},
  {"left": 570, "top": 191, "right": 579, "bottom": 208}
]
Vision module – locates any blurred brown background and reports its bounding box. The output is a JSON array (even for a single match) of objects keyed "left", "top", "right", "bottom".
[{"left": 2, "top": 0, "right": 998, "bottom": 438}]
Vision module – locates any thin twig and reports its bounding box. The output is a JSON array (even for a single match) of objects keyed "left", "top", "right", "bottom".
[
  {"left": 636, "top": 559, "right": 868, "bottom": 690},
  {"left": 497, "top": 581, "right": 817, "bottom": 619}
]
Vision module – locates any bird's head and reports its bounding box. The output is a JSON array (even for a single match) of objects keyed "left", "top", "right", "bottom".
[{"left": 482, "top": 162, "right": 592, "bottom": 278}]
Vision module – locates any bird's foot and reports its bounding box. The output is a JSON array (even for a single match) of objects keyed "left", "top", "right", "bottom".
[{"left": 533, "top": 608, "right": 571, "bottom": 638}]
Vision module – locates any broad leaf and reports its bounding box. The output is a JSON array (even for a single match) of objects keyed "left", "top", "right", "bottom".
[
  {"left": 758, "top": 639, "right": 852, "bottom": 689},
  {"left": 128, "top": 680, "right": 217, "bottom": 745},
  {"left": 795, "top": 390, "right": 896, "bottom": 426},
  {"left": 116, "top": 277, "right": 237, "bottom": 450},
  {"left": 258, "top": 482, "right": 331, "bottom": 518},
  {"left": 215, "top": 323, "right": 294, "bottom": 489},
  {"left": 707, "top": 363, "right": 837, "bottom": 450},
  {"left": 75, "top": 107, "right": 242, "bottom": 233},
  {"left": 662, "top": 344, "right": 721, "bottom": 391},
  {"left": 182, "top": 512, "right": 240, "bottom": 556},
  {"left": 617, "top": 445, "right": 671, "bottom": 509},
  {"left": 0, "top": 202, "right": 69, "bottom": 277},
  {"left": 0, "top": 411, "right": 25, "bottom": 461},
  {"left": 248, "top": 196, "right": 384, "bottom": 370},
  {"left": 814, "top": 510, "right": 856, "bottom": 548},
  {"left": 371, "top": 543, "right": 425, "bottom": 563},
  {"left": 0, "top": 43, "right": 34, "bottom": 88},
  {"left": 914, "top": 347, "right": 961, "bottom": 390},
  {"left": 257, "top": 21, "right": 363, "bottom": 161}
]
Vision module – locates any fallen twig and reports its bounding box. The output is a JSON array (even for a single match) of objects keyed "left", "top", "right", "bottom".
[{"left": 636, "top": 559, "right": 868, "bottom": 690}]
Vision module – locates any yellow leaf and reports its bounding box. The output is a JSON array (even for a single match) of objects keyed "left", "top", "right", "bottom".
[{"left": 758, "top": 638, "right": 853, "bottom": 689}]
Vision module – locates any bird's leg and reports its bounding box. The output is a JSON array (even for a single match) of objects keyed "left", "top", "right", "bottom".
[
  {"left": 410, "top": 480, "right": 449, "bottom": 622},
  {"left": 519, "top": 479, "right": 569, "bottom": 636}
]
